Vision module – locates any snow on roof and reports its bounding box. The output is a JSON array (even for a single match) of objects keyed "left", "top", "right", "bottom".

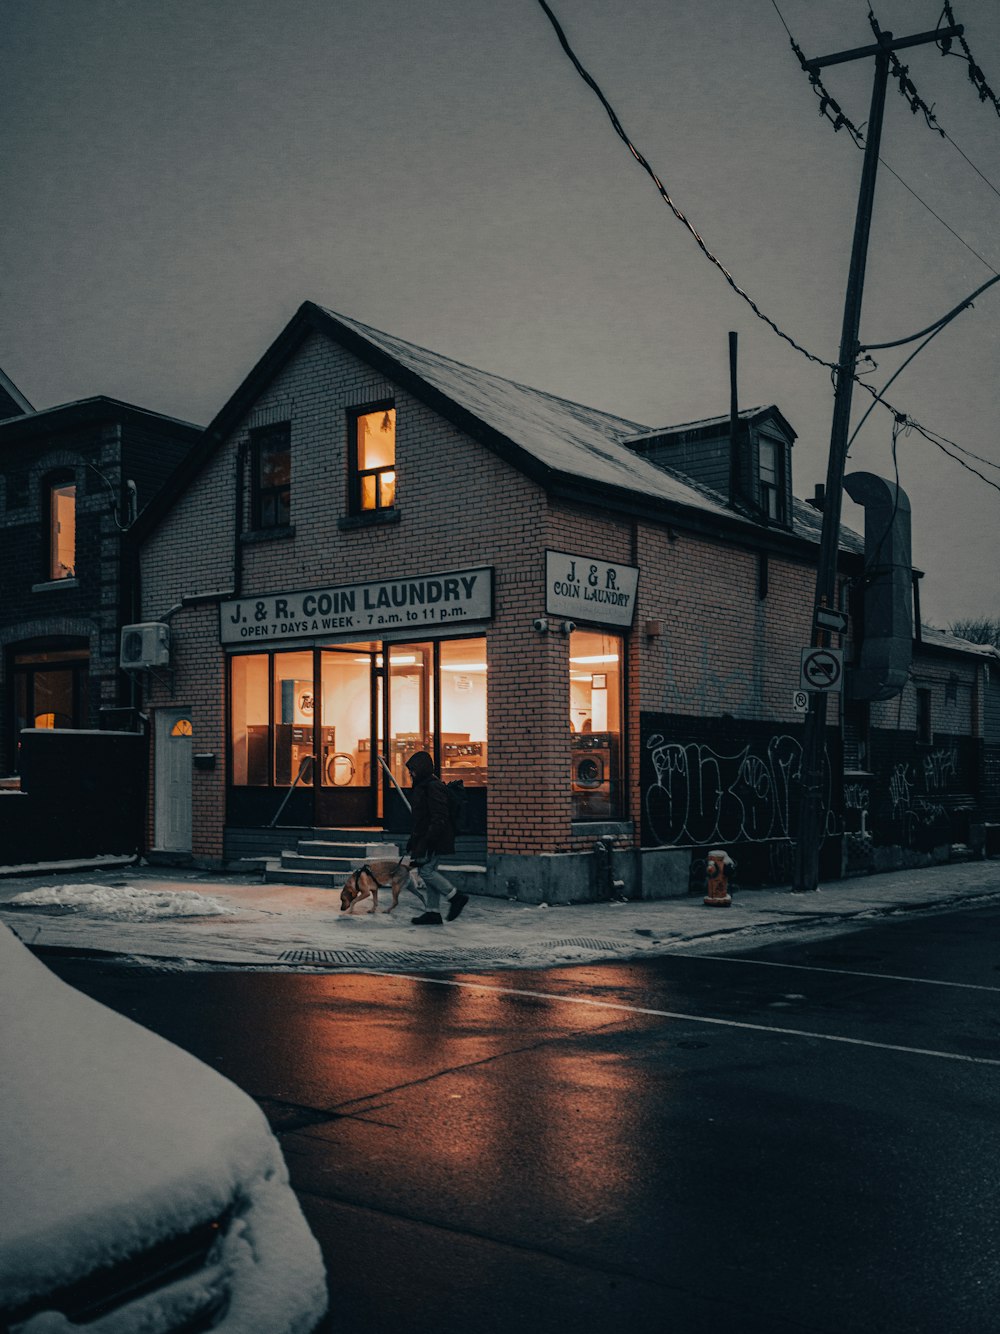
[
  {"left": 322, "top": 307, "right": 861, "bottom": 550},
  {"left": 919, "top": 624, "right": 1000, "bottom": 658},
  {"left": 624, "top": 405, "right": 794, "bottom": 443},
  {"left": 323, "top": 306, "right": 736, "bottom": 519}
]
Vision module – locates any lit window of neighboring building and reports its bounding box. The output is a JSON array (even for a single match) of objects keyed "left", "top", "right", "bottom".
[
  {"left": 48, "top": 478, "right": 76, "bottom": 579},
  {"left": 569, "top": 628, "right": 624, "bottom": 821},
  {"left": 251, "top": 424, "right": 291, "bottom": 530},
  {"left": 351, "top": 406, "right": 396, "bottom": 513}
]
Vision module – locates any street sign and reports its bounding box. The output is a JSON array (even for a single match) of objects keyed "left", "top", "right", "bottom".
[
  {"left": 800, "top": 646, "right": 844, "bottom": 692},
  {"left": 814, "top": 606, "right": 849, "bottom": 634},
  {"left": 792, "top": 690, "right": 810, "bottom": 713}
]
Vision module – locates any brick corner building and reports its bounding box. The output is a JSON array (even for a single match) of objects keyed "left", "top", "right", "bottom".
[{"left": 129, "top": 304, "right": 1000, "bottom": 899}]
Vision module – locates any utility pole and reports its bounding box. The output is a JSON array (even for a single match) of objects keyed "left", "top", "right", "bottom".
[{"left": 792, "top": 22, "right": 962, "bottom": 893}]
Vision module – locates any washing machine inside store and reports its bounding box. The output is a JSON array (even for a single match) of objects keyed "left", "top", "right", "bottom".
[{"left": 571, "top": 731, "right": 617, "bottom": 816}]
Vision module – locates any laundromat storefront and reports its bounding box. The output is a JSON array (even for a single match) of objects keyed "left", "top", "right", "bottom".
[{"left": 222, "top": 568, "right": 492, "bottom": 833}]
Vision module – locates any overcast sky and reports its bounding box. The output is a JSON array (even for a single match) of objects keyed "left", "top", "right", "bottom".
[{"left": 3, "top": 0, "right": 998, "bottom": 625}]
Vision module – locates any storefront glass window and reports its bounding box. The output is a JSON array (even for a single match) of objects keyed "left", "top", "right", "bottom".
[
  {"left": 439, "top": 637, "right": 487, "bottom": 787},
  {"left": 274, "top": 651, "right": 315, "bottom": 786},
  {"left": 569, "top": 628, "right": 623, "bottom": 820},
  {"left": 230, "top": 654, "right": 269, "bottom": 785},
  {"left": 390, "top": 642, "right": 433, "bottom": 790}
]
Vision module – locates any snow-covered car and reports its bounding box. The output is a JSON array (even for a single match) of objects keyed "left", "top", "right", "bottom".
[{"left": 0, "top": 924, "right": 327, "bottom": 1332}]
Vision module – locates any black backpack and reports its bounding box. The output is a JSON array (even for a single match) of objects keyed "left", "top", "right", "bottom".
[{"left": 445, "top": 779, "right": 466, "bottom": 833}]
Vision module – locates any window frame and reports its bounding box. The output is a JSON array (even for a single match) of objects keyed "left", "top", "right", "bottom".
[
  {"left": 44, "top": 470, "right": 77, "bottom": 581},
  {"left": 915, "top": 686, "right": 933, "bottom": 745},
  {"left": 757, "top": 434, "right": 786, "bottom": 526},
  {"left": 348, "top": 401, "right": 396, "bottom": 516},
  {"left": 568, "top": 627, "right": 626, "bottom": 822},
  {"left": 249, "top": 423, "right": 291, "bottom": 532}
]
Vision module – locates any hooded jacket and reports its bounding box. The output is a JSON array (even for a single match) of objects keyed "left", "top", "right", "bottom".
[{"left": 404, "top": 750, "right": 456, "bottom": 859}]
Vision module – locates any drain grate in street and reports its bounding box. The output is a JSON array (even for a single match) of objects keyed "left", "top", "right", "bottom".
[
  {"left": 278, "top": 946, "right": 525, "bottom": 966},
  {"left": 278, "top": 938, "right": 630, "bottom": 968},
  {"left": 547, "top": 937, "right": 631, "bottom": 951}
]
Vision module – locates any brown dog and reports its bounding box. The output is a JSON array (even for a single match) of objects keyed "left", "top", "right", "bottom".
[{"left": 339, "top": 859, "right": 421, "bottom": 915}]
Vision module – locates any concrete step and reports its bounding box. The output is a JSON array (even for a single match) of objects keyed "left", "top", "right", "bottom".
[
  {"left": 296, "top": 839, "right": 402, "bottom": 860},
  {"left": 263, "top": 858, "right": 344, "bottom": 888},
  {"left": 308, "top": 827, "right": 387, "bottom": 844},
  {"left": 279, "top": 851, "right": 356, "bottom": 877},
  {"left": 263, "top": 856, "right": 487, "bottom": 895}
]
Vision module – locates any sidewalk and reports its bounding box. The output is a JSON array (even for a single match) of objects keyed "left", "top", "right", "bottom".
[{"left": 1, "top": 858, "right": 999, "bottom": 972}]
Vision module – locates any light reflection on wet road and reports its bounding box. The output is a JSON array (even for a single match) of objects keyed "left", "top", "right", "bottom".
[{"left": 48, "top": 904, "right": 1000, "bottom": 1333}]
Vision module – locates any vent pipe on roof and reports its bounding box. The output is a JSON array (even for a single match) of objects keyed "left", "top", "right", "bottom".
[{"left": 728, "top": 332, "right": 741, "bottom": 508}]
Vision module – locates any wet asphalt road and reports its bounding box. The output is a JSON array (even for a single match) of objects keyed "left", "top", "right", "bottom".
[{"left": 47, "top": 903, "right": 1000, "bottom": 1333}]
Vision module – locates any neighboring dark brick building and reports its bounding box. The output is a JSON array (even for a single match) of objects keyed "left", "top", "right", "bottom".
[{"left": 0, "top": 392, "right": 202, "bottom": 774}]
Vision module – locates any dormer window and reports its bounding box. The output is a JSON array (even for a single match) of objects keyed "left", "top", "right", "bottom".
[
  {"left": 46, "top": 474, "right": 76, "bottom": 579},
  {"left": 758, "top": 436, "right": 785, "bottom": 524},
  {"left": 351, "top": 405, "right": 396, "bottom": 513}
]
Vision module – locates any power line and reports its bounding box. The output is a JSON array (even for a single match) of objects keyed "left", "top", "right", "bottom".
[
  {"left": 774, "top": 0, "right": 999, "bottom": 272},
  {"left": 939, "top": 1, "right": 1000, "bottom": 118},
  {"left": 537, "top": 0, "right": 999, "bottom": 497},
  {"left": 877, "top": 158, "right": 997, "bottom": 273},
  {"left": 534, "top": 0, "right": 840, "bottom": 374},
  {"left": 771, "top": 0, "right": 866, "bottom": 144},
  {"left": 778, "top": 1, "right": 997, "bottom": 272},
  {"left": 869, "top": 6, "right": 1000, "bottom": 206}
]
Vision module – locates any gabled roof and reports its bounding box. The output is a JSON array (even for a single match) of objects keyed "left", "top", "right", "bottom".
[
  {"left": 0, "top": 395, "right": 202, "bottom": 443},
  {"left": 134, "top": 301, "right": 861, "bottom": 556},
  {"left": 0, "top": 367, "right": 33, "bottom": 418},
  {"left": 625, "top": 404, "right": 797, "bottom": 447}
]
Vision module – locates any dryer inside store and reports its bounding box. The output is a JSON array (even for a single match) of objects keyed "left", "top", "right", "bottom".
[{"left": 571, "top": 731, "right": 616, "bottom": 809}]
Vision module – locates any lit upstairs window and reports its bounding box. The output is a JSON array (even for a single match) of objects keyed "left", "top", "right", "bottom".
[
  {"left": 353, "top": 406, "right": 396, "bottom": 512},
  {"left": 48, "top": 478, "right": 76, "bottom": 579}
]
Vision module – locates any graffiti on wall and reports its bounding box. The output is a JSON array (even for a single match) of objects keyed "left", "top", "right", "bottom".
[
  {"left": 922, "top": 746, "right": 958, "bottom": 792},
  {"left": 884, "top": 758, "right": 951, "bottom": 846},
  {"left": 843, "top": 783, "right": 870, "bottom": 813},
  {"left": 644, "top": 732, "right": 835, "bottom": 849}
]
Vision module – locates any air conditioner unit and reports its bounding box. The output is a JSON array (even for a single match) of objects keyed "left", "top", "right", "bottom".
[{"left": 120, "top": 623, "right": 170, "bottom": 669}]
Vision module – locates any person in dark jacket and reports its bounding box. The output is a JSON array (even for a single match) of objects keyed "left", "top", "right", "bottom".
[{"left": 404, "top": 750, "right": 469, "bottom": 926}]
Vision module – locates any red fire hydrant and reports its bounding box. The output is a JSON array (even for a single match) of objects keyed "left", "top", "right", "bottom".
[{"left": 704, "top": 849, "right": 734, "bottom": 907}]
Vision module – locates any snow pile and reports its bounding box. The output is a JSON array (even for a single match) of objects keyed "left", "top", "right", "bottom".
[
  {"left": 8, "top": 882, "right": 230, "bottom": 920},
  {"left": 0, "top": 923, "right": 327, "bottom": 1327}
]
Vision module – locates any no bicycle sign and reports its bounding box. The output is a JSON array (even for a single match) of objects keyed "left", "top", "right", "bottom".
[{"left": 800, "top": 646, "right": 843, "bottom": 693}]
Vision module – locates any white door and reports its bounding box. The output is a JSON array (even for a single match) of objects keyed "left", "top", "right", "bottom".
[{"left": 155, "top": 708, "right": 193, "bottom": 852}]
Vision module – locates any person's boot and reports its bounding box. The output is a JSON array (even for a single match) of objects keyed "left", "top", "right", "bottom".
[
  {"left": 411, "top": 911, "right": 443, "bottom": 926},
  {"left": 446, "top": 892, "right": 469, "bottom": 922}
]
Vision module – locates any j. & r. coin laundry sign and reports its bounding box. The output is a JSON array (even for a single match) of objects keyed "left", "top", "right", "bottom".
[
  {"left": 220, "top": 567, "right": 493, "bottom": 644},
  {"left": 545, "top": 550, "right": 639, "bottom": 628}
]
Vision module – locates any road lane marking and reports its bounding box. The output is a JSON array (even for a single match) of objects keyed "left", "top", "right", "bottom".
[
  {"left": 360, "top": 972, "right": 1000, "bottom": 1068},
  {"left": 692, "top": 955, "right": 1000, "bottom": 993}
]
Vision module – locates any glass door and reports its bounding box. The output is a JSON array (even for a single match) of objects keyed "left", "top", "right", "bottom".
[
  {"left": 316, "top": 646, "right": 378, "bottom": 827},
  {"left": 384, "top": 642, "right": 434, "bottom": 832}
]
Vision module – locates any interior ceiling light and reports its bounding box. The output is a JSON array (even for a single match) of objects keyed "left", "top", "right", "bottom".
[
  {"left": 440, "top": 663, "right": 487, "bottom": 672},
  {"left": 569, "top": 654, "right": 619, "bottom": 664}
]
